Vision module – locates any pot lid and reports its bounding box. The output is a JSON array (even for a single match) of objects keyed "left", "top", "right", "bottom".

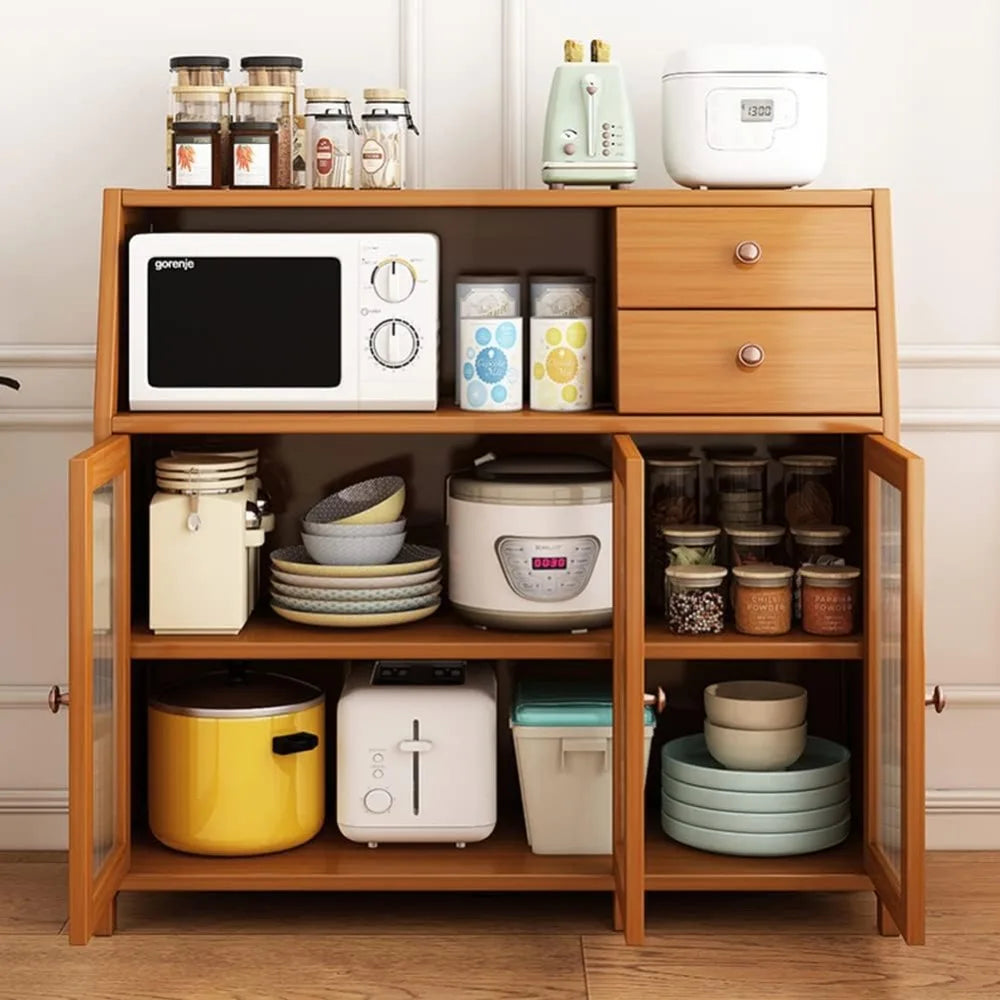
[
  {"left": 150, "top": 670, "right": 324, "bottom": 718},
  {"left": 663, "top": 44, "right": 826, "bottom": 78},
  {"left": 449, "top": 454, "right": 611, "bottom": 504}
]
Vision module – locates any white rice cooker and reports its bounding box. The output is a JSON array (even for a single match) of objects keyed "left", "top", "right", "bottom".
[
  {"left": 661, "top": 44, "right": 828, "bottom": 189},
  {"left": 447, "top": 455, "right": 612, "bottom": 631}
]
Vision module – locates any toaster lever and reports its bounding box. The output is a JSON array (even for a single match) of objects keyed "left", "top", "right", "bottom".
[{"left": 398, "top": 739, "right": 433, "bottom": 753}]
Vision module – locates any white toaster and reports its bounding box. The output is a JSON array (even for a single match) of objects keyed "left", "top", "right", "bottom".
[{"left": 337, "top": 662, "right": 497, "bottom": 847}]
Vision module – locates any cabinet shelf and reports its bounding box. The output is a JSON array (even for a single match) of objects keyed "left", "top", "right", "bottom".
[
  {"left": 131, "top": 607, "right": 613, "bottom": 660},
  {"left": 645, "top": 826, "right": 869, "bottom": 892},
  {"left": 123, "top": 824, "right": 614, "bottom": 892},
  {"left": 110, "top": 405, "right": 884, "bottom": 436},
  {"left": 644, "top": 622, "right": 863, "bottom": 660}
]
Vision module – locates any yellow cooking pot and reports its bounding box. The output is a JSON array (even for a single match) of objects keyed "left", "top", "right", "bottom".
[{"left": 148, "top": 670, "right": 324, "bottom": 856}]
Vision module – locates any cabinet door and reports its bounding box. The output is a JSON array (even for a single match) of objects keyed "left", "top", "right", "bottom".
[
  {"left": 611, "top": 434, "right": 645, "bottom": 944},
  {"left": 863, "top": 435, "right": 924, "bottom": 944},
  {"left": 68, "top": 435, "right": 130, "bottom": 944}
]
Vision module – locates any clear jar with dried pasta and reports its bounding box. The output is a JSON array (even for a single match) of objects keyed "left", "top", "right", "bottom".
[
  {"left": 732, "top": 564, "right": 793, "bottom": 636},
  {"left": 780, "top": 455, "right": 838, "bottom": 527},
  {"left": 801, "top": 565, "right": 860, "bottom": 636}
]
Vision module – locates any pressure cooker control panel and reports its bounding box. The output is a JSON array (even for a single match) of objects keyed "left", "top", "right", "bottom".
[{"left": 495, "top": 535, "right": 600, "bottom": 602}]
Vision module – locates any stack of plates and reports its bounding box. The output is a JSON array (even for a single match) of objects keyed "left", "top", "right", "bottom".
[
  {"left": 660, "top": 734, "right": 851, "bottom": 856},
  {"left": 269, "top": 544, "right": 442, "bottom": 627}
]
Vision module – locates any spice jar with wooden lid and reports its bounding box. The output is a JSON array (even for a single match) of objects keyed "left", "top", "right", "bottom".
[
  {"left": 725, "top": 524, "right": 786, "bottom": 567},
  {"left": 665, "top": 565, "right": 728, "bottom": 635},
  {"left": 801, "top": 565, "right": 860, "bottom": 636},
  {"left": 360, "top": 88, "right": 420, "bottom": 189},
  {"left": 304, "top": 90, "right": 359, "bottom": 189},
  {"left": 660, "top": 524, "right": 720, "bottom": 568},
  {"left": 645, "top": 456, "right": 702, "bottom": 612},
  {"left": 231, "top": 122, "right": 278, "bottom": 188},
  {"left": 789, "top": 524, "right": 850, "bottom": 567},
  {"left": 780, "top": 454, "right": 839, "bottom": 527},
  {"left": 732, "top": 564, "right": 793, "bottom": 636},
  {"left": 235, "top": 87, "right": 294, "bottom": 188},
  {"left": 171, "top": 122, "right": 222, "bottom": 188}
]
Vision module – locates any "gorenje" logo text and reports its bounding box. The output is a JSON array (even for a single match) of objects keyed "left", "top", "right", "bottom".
[{"left": 153, "top": 259, "right": 195, "bottom": 271}]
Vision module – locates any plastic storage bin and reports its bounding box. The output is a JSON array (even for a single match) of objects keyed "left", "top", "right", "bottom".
[{"left": 511, "top": 683, "right": 654, "bottom": 855}]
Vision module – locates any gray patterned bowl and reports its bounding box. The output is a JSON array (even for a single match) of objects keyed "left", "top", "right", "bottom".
[
  {"left": 301, "top": 530, "right": 406, "bottom": 566},
  {"left": 301, "top": 517, "right": 406, "bottom": 538},
  {"left": 303, "top": 476, "right": 405, "bottom": 526}
]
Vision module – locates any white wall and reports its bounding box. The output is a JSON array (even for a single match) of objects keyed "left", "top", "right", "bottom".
[{"left": 1, "top": 0, "right": 998, "bottom": 849}]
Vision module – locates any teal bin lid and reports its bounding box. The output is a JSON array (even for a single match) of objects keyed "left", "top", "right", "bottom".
[{"left": 511, "top": 682, "right": 654, "bottom": 727}]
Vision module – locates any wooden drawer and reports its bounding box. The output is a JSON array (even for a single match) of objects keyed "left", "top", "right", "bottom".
[
  {"left": 616, "top": 311, "right": 880, "bottom": 414},
  {"left": 616, "top": 208, "right": 876, "bottom": 308}
]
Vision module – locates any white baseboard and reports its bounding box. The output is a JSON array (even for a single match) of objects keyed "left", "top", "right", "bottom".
[
  {"left": 0, "top": 791, "right": 68, "bottom": 850},
  {"left": 926, "top": 789, "right": 1000, "bottom": 849}
]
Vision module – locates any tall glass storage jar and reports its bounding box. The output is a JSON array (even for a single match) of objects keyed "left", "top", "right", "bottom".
[
  {"left": 167, "top": 57, "right": 229, "bottom": 183},
  {"left": 240, "top": 56, "right": 304, "bottom": 186},
  {"left": 304, "top": 90, "right": 358, "bottom": 189},
  {"left": 360, "top": 89, "right": 420, "bottom": 189},
  {"left": 235, "top": 87, "right": 294, "bottom": 188},
  {"left": 780, "top": 454, "right": 839, "bottom": 527},
  {"left": 645, "top": 457, "right": 701, "bottom": 612},
  {"left": 711, "top": 457, "right": 768, "bottom": 528}
]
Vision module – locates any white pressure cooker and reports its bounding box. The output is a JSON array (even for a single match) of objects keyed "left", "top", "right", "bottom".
[{"left": 446, "top": 455, "right": 612, "bottom": 631}]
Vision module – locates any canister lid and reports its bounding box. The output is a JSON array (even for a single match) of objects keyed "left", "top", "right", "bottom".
[
  {"left": 725, "top": 524, "right": 786, "bottom": 542},
  {"left": 171, "top": 86, "right": 232, "bottom": 98},
  {"left": 645, "top": 455, "right": 700, "bottom": 469},
  {"left": 171, "top": 121, "right": 222, "bottom": 133},
  {"left": 662, "top": 44, "right": 827, "bottom": 78},
  {"left": 170, "top": 56, "right": 230, "bottom": 69},
  {"left": 732, "top": 563, "right": 794, "bottom": 584},
  {"left": 511, "top": 682, "right": 654, "bottom": 727},
  {"left": 529, "top": 275, "right": 595, "bottom": 287},
  {"left": 665, "top": 564, "right": 728, "bottom": 586},
  {"left": 364, "top": 87, "right": 408, "bottom": 101},
  {"left": 240, "top": 56, "right": 303, "bottom": 69},
  {"left": 150, "top": 671, "right": 324, "bottom": 718},
  {"left": 449, "top": 455, "right": 611, "bottom": 504},
  {"left": 710, "top": 457, "right": 769, "bottom": 469},
  {"left": 305, "top": 88, "right": 349, "bottom": 100},
  {"left": 659, "top": 524, "right": 721, "bottom": 543},
  {"left": 779, "top": 454, "right": 838, "bottom": 470},
  {"left": 800, "top": 564, "right": 860, "bottom": 584},
  {"left": 790, "top": 524, "right": 850, "bottom": 542},
  {"left": 230, "top": 121, "right": 278, "bottom": 132},
  {"left": 234, "top": 85, "right": 296, "bottom": 97}
]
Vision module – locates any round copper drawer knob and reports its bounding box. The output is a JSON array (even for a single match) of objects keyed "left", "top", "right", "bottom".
[
  {"left": 48, "top": 685, "right": 69, "bottom": 714},
  {"left": 734, "top": 240, "right": 762, "bottom": 264},
  {"left": 736, "top": 343, "right": 765, "bottom": 368},
  {"left": 925, "top": 685, "right": 946, "bottom": 713}
]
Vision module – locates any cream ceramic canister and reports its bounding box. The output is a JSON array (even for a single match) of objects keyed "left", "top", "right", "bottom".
[{"left": 458, "top": 318, "right": 523, "bottom": 410}]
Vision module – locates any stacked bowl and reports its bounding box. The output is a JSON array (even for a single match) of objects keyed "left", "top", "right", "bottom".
[
  {"left": 661, "top": 681, "right": 852, "bottom": 856},
  {"left": 269, "top": 476, "right": 443, "bottom": 628}
]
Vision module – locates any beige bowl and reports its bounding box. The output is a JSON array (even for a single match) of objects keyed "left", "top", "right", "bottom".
[
  {"left": 704, "top": 681, "right": 807, "bottom": 732},
  {"left": 304, "top": 477, "right": 406, "bottom": 526},
  {"left": 704, "top": 720, "right": 807, "bottom": 771}
]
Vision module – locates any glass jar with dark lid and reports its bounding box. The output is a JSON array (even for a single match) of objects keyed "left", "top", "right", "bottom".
[
  {"left": 231, "top": 121, "right": 278, "bottom": 188},
  {"left": 171, "top": 121, "right": 222, "bottom": 188},
  {"left": 170, "top": 55, "right": 229, "bottom": 86},
  {"left": 240, "top": 56, "right": 303, "bottom": 87}
]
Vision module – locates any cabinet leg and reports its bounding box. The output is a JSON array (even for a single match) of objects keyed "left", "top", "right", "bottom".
[
  {"left": 613, "top": 893, "right": 623, "bottom": 932},
  {"left": 94, "top": 895, "right": 117, "bottom": 937},
  {"left": 876, "top": 897, "right": 900, "bottom": 937}
]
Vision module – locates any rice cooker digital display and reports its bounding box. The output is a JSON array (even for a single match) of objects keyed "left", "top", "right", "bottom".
[
  {"left": 741, "top": 98, "right": 774, "bottom": 122},
  {"left": 495, "top": 536, "right": 600, "bottom": 602}
]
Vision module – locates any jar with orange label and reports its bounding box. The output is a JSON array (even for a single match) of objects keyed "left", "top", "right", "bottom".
[
  {"left": 801, "top": 565, "right": 860, "bottom": 636},
  {"left": 732, "top": 564, "right": 793, "bottom": 635}
]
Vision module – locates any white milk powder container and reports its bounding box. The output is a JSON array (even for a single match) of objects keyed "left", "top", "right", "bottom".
[{"left": 661, "top": 45, "right": 827, "bottom": 189}]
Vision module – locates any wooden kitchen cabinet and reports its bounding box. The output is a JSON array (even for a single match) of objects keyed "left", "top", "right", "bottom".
[{"left": 66, "top": 187, "right": 926, "bottom": 946}]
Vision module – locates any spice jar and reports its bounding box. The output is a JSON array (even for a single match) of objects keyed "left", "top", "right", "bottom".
[
  {"left": 711, "top": 458, "right": 768, "bottom": 528},
  {"left": 660, "top": 525, "right": 720, "bottom": 568},
  {"left": 235, "top": 87, "right": 294, "bottom": 188},
  {"left": 170, "top": 56, "right": 229, "bottom": 87},
  {"left": 241, "top": 57, "right": 304, "bottom": 186},
  {"left": 231, "top": 122, "right": 278, "bottom": 188},
  {"left": 732, "top": 564, "right": 793, "bottom": 636},
  {"left": 780, "top": 455, "right": 838, "bottom": 527},
  {"left": 529, "top": 276, "right": 595, "bottom": 412},
  {"left": 665, "top": 565, "right": 728, "bottom": 636},
  {"left": 304, "top": 90, "right": 359, "bottom": 189},
  {"left": 169, "top": 86, "right": 231, "bottom": 185},
  {"left": 360, "top": 88, "right": 420, "bottom": 189},
  {"left": 725, "top": 525, "right": 786, "bottom": 567},
  {"left": 171, "top": 121, "right": 222, "bottom": 188},
  {"left": 801, "top": 565, "right": 860, "bottom": 636},
  {"left": 790, "top": 524, "right": 850, "bottom": 568}
]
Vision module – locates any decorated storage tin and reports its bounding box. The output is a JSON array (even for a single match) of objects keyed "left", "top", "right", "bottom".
[
  {"left": 529, "top": 276, "right": 594, "bottom": 412},
  {"left": 456, "top": 276, "right": 522, "bottom": 411}
]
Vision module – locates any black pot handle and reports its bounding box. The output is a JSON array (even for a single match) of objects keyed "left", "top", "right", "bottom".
[{"left": 272, "top": 732, "right": 320, "bottom": 756}]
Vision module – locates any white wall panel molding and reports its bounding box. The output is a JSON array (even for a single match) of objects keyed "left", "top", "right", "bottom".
[
  {"left": 0, "top": 789, "right": 67, "bottom": 815},
  {"left": 399, "top": 0, "right": 425, "bottom": 190},
  {"left": 927, "top": 789, "right": 1000, "bottom": 815},
  {"left": 0, "top": 685, "right": 62, "bottom": 710},
  {"left": 899, "top": 345, "right": 1000, "bottom": 369},
  {"left": 0, "top": 409, "right": 91, "bottom": 428},
  {"left": 501, "top": 0, "right": 526, "bottom": 188},
  {"left": 902, "top": 409, "right": 1000, "bottom": 431},
  {"left": 0, "top": 344, "right": 95, "bottom": 367}
]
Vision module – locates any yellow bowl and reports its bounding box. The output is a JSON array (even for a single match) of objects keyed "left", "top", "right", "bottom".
[
  {"left": 335, "top": 487, "right": 405, "bottom": 525},
  {"left": 304, "top": 476, "right": 406, "bottom": 526}
]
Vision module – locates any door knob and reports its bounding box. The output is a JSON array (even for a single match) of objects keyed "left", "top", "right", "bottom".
[
  {"left": 734, "top": 240, "right": 762, "bottom": 265},
  {"left": 48, "top": 685, "right": 69, "bottom": 714},
  {"left": 736, "top": 343, "right": 766, "bottom": 369},
  {"left": 644, "top": 687, "right": 667, "bottom": 714},
  {"left": 925, "top": 685, "right": 946, "bottom": 713}
]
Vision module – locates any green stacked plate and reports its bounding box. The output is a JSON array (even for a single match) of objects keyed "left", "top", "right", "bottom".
[{"left": 660, "top": 734, "right": 851, "bottom": 857}]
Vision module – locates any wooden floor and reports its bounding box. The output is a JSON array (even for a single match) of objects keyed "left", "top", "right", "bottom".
[{"left": 1, "top": 853, "right": 998, "bottom": 998}]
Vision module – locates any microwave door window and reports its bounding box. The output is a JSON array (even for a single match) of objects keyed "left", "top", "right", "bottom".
[{"left": 146, "top": 257, "right": 342, "bottom": 388}]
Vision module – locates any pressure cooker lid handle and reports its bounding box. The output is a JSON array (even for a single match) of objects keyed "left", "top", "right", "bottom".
[{"left": 272, "top": 732, "right": 320, "bottom": 756}]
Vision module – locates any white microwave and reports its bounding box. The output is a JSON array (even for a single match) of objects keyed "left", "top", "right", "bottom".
[{"left": 128, "top": 232, "right": 439, "bottom": 410}]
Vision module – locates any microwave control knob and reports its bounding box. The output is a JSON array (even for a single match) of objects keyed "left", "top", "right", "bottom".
[
  {"left": 370, "top": 319, "right": 419, "bottom": 369},
  {"left": 363, "top": 788, "right": 393, "bottom": 814},
  {"left": 371, "top": 258, "right": 417, "bottom": 302}
]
